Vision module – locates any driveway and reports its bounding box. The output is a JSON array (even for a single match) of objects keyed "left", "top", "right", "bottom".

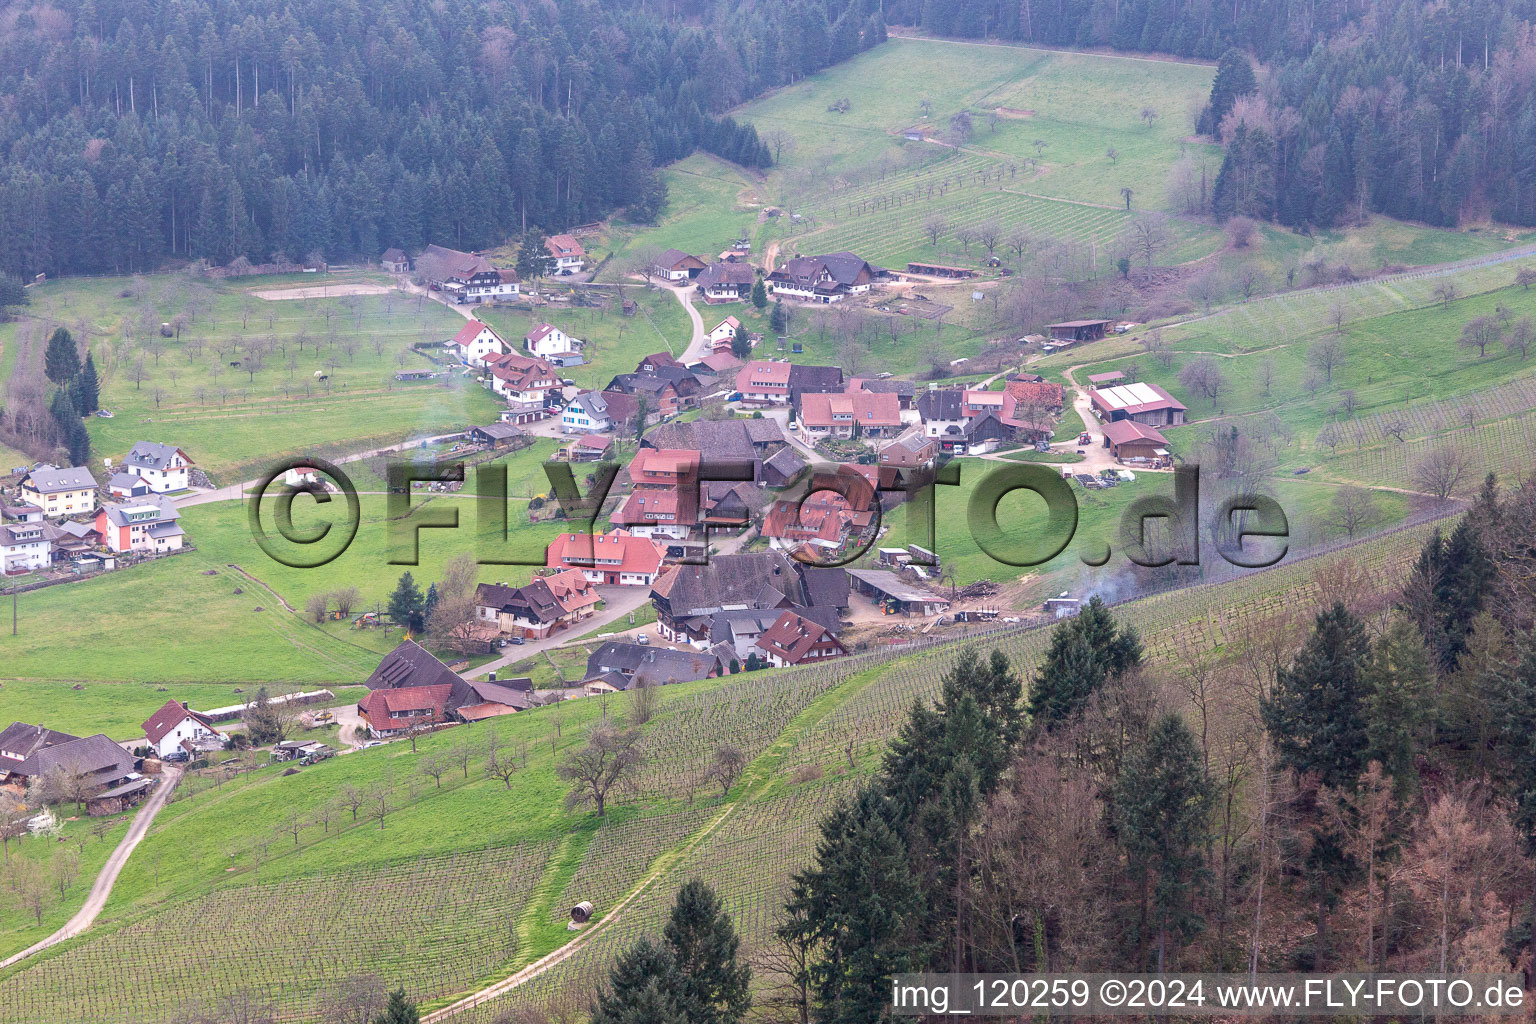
[
  {"left": 666, "top": 283, "right": 710, "bottom": 363},
  {"left": 0, "top": 766, "right": 183, "bottom": 970},
  {"left": 462, "top": 585, "right": 654, "bottom": 680}
]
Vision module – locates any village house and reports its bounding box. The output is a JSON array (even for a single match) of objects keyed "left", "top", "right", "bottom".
[
  {"left": 463, "top": 267, "right": 520, "bottom": 303},
  {"left": 564, "top": 435, "right": 614, "bottom": 462},
  {"left": 487, "top": 353, "right": 562, "bottom": 422},
  {"left": 546, "top": 530, "right": 666, "bottom": 586},
  {"left": 474, "top": 568, "right": 600, "bottom": 638},
  {"left": 141, "top": 699, "right": 229, "bottom": 760},
  {"left": 690, "top": 351, "right": 743, "bottom": 377},
  {"left": 94, "top": 493, "right": 184, "bottom": 554},
  {"left": 545, "top": 234, "right": 586, "bottom": 273},
  {"left": 123, "top": 442, "right": 193, "bottom": 492},
  {"left": 752, "top": 610, "right": 848, "bottom": 667},
  {"left": 415, "top": 244, "right": 494, "bottom": 299},
  {"left": 561, "top": 392, "right": 615, "bottom": 434},
  {"left": 706, "top": 609, "right": 784, "bottom": 661},
  {"left": 525, "top": 323, "right": 585, "bottom": 364},
  {"left": 767, "top": 252, "right": 879, "bottom": 303},
  {"left": 708, "top": 316, "right": 743, "bottom": 352},
  {"left": 960, "top": 389, "right": 1053, "bottom": 443},
  {"left": 879, "top": 428, "right": 938, "bottom": 469},
  {"left": 735, "top": 360, "right": 792, "bottom": 406},
  {"left": 653, "top": 249, "right": 707, "bottom": 282},
  {"left": 0, "top": 517, "right": 50, "bottom": 573},
  {"left": 451, "top": 320, "right": 511, "bottom": 368},
  {"left": 1005, "top": 378, "right": 1066, "bottom": 411},
  {"left": 9, "top": 733, "right": 148, "bottom": 815},
  {"left": 916, "top": 389, "right": 969, "bottom": 451},
  {"left": 696, "top": 261, "right": 756, "bottom": 303},
  {"left": 611, "top": 448, "right": 701, "bottom": 540},
  {"left": 380, "top": 247, "right": 411, "bottom": 273},
  {"left": 19, "top": 465, "right": 98, "bottom": 518},
  {"left": 641, "top": 420, "right": 763, "bottom": 468},
  {"left": 581, "top": 642, "right": 731, "bottom": 694},
  {"left": 606, "top": 372, "right": 683, "bottom": 419},
  {"left": 1088, "top": 381, "right": 1187, "bottom": 427},
  {"left": 797, "top": 391, "right": 903, "bottom": 442}
]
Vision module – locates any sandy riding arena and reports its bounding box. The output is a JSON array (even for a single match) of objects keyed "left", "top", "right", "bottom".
[{"left": 250, "top": 284, "right": 396, "bottom": 301}]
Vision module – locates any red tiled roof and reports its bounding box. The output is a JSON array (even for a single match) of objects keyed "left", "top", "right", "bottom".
[
  {"left": 735, "top": 361, "right": 792, "bottom": 391},
  {"left": 526, "top": 322, "right": 559, "bottom": 344},
  {"left": 1102, "top": 420, "right": 1168, "bottom": 445},
  {"left": 546, "top": 234, "right": 586, "bottom": 258},
  {"left": 628, "top": 448, "right": 700, "bottom": 482},
  {"left": 546, "top": 531, "right": 664, "bottom": 576},
  {"left": 755, "top": 610, "right": 844, "bottom": 664},
  {"left": 544, "top": 568, "right": 600, "bottom": 614},
  {"left": 1005, "top": 379, "right": 1065, "bottom": 408},
  {"left": 143, "top": 699, "right": 219, "bottom": 745},
  {"left": 359, "top": 684, "right": 453, "bottom": 728},
  {"left": 453, "top": 319, "right": 497, "bottom": 346},
  {"left": 798, "top": 391, "right": 901, "bottom": 428}
]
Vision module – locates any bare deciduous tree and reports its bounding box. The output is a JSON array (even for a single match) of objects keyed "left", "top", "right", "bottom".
[
  {"left": 705, "top": 743, "right": 748, "bottom": 797},
  {"left": 1309, "top": 336, "right": 1345, "bottom": 382},
  {"left": 1327, "top": 485, "right": 1377, "bottom": 539},
  {"left": 557, "top": 725, "right": 644, "bottom": 816},
  {"left": 1412, "top": 446, "right": 1470, "bottom": 501}
]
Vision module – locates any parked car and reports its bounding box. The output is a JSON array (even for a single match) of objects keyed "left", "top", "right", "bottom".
[
  {"left": 360, "top": 740, "right": 383, "bottom": 749},
  {"left": 509, "top": 636, "right": 525, "bottom": 645},
  {"left": 635, "top": 634, "right": 649, "bottom": 645}
]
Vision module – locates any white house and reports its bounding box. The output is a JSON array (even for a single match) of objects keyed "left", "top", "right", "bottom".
[
  {"left": 142, "top": 699, "right": 228, "bottom": 759},
  {"left": 462, "top": 268, "right": 520, "bottom": 303},
  {"left": 123, "top": 443, "right": 193, "bottom": 493},
  {"left": 545, "top": 234, "right": 586, "bottom": 273},
  {"left": 525, "top": 322, "right": 585, "bottom": 361},
  {"left": 561, "top": 392, "right": 615, "bottom": 434},
  {"left": 707, "top": 316, "right": 742, "bottom": 349},
  {"left": 0, "top": 520, "right": 50, "bottom": 573},
  {"left": 451, "top": 320, "right": 511, "bottom": 368}
]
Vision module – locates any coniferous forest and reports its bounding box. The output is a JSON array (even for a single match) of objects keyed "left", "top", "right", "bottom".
[
  {"left": 0, "top": 0, "right": 888, "bottom": 279},
  {"left": 888, "top": 0, "right": 1536, "bottom": 229}
]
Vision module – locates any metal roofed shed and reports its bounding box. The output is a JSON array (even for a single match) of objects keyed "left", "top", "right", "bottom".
[{"left": 846, "top": 569, "right": 950, "bottom": 616}]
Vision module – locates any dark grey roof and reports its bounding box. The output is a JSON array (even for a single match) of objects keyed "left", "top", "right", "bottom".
[
  {"left": 642, "top": 420, "right": 757, "bottom": 463},
  {"left": 696, "top": 262, "right": 755, "bottom": 287},
  {"left": 23, "top": 465, "right": 97, "bottom": 494},
  {"left": 742, "top": 419, "right": 786, "bottom": 445},
  {"left": 819, "top": 252, "right": 875, "bottom": 286},
  {"left": 762, "top": 446, "right": 806, "bottom": 484},
  {"left": 13, "top": 733, "right": 131, "bottom": 779},
  {"left": 787, "top": 365, "right": 844, "bottom": 393},
  {"left": 471, "top": 423, "right": 523, "bottom": 441},
  {"left": 584, "top": 643, "right": 726, "bottom": 685},
  {"left": 0, "top": 721, "right": 80, "bottom": 762},
  {"left": 98, "top": 493, "right": 180, "bottom": 528},
  {"left": 856, "top": 379, "right": 917, "bottom": 397},
  {"left": 917, "top": 389, "right": 964, "bottom": 421},
  {"left": 655, "top": 551, "right": 806, "bottom": 617},
  {"left": 125, "top": 442, "right": 188, "bottom": 471},
  {"left": 468, "top": 680, "right": 535, "bottom": 709},
  {"left": 802, "top": 567, "right": 851, "bottom": 611},
  {"left": 365, "top": 640, "right": 476, "bottom": 710},
  {"left": 708, "top": 609, "right": 784, "bottom": 645}
]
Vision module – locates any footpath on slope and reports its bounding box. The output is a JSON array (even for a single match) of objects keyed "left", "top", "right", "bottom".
[{"left": 0, "top": 766, "right": 183, "bottom": 971}]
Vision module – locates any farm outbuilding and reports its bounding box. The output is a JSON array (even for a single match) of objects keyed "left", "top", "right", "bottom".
[
  {"left": 1102, "top": 419, "right": 1170, "bottom": 463},
  {"left": 1046, "top": 319, "right": 1113, "bottom": 343},
  {"left": 1089, "top": 381, "right": 1186, "bottom": 427},
  {"left": 847, "top": 569, "right": 949, "bottom": 617},
  {"left": 906, "top": 261, "right": 976, "bottom": 279}
]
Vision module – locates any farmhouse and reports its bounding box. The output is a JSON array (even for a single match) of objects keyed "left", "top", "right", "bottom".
[
  {"left": 416, "top": 244, "right": 493, "bottom": 291},
  {"left": 1089, "top": 381, "right": 1187, "bottom": 427},
  {"left": 649, "top": 550, "right": 847, "bottom": 643},
  {"left": 358, "top": 685, "right": 453, "bottom": 738},
  {"left": 123, "top": 442, "right": 193, "bottom": 492},
  {"left": 9, "top": 733, "right": 146, "bottom": 815},
  {"left": 487, "top": 353, "right": 562, "bottom": 422},
  {"left": 474, "top": 569, "right": 599, "bottom": 638},
  {"left": 642, "top": 420, "right": 761, "bottom": 470},
  {"left": 696, "top": 261, "right": 756, "bottom": 303},
  {"left": 762, "top": 446, "right": 807, "bottom": 489},
  {"left": 19, "top": 465, "right": 98, "bottom": 518},
  {"left": 95, "top": 494, "right": 184, "bottom": 554},
  {"left": 581, "top": 642, "right": 730, "bottom": 693},
  {"left": 708, "top": 316, "right": 743, "bottom": 351},
  {"left": 525, "top": 322, "right": 585, "bottom": 364},
  {"left": 1103, "top": 419, "right": 1171, "bottom": 463},
  {"left": 706, "top": 609, "right": 784, "bottom": 660},
  {"left": 767, "top": 252, "right": 879, "bottom": 303},
  {"left": 451, "top": 320, "right": 511, "bottom": 368},
  {"left": 787, "top": 364, "right": 846, "bottom": 409},
  {"left": 916, "top": 389, "right": 968, "bottom": 451},
  {"left": 545, "top": 234, "right": 586, "bottom": 273},
  {"left": 606, "top": 373, "right": 682, "bottom": 419},
  {"left": 142, "top": 699, "right": 229, "bottom": 760},
  {"left": 797, "top": 391, "right": 903, "bottom": 441},
  {"left": 847, "top": 569, "right": 950, "bottom": 617},
  {"left": 1004, "top": 378, "right": 1066, "bottom": 410},
  {"left": 364, "top": 640, "right": 477, "bottom": 714},
  {"left": 654, "top": 249, "right": 707, "bottom": 281},
  {"left": 455, "top": 679, "right": 536, "bottom": 721},
  {"left": 0, "top": 722, "right": 79, "bottom": 777},
  {"left": 752, "top": 610, "right": 848, "bottom": 667},
  {"left": 546, "top": 530, "right": 666, "bottom": 586},
  {"left": 1046, "top": 319, "right": 1114, "bottom": 343}
]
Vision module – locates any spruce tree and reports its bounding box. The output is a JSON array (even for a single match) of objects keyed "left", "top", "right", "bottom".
[
  {"left": 387, "top": 572, "right": 426, "bottom": 633},
  {"left": 44, "top": 327, "right": 80, "bottom": 386},
  {"left": 372, "top": 989, "right": 420, "bottom": 1024},
  {"left": 770, "top": 299, "right": 788, "bottom": 335},
  {"left": 591, "top": 939, "right": 688, "bottom": 1024},
  {"left": 516, "top": 229, "right": 554, "bottom": 284},
  {"left": 1261, "top": 603, "right": 1372, "bottom": 790},
  {"left": 1197, "top": 49, "right": 1256, "bottom": 136},
  {"left": 751, "top": 279, "right": 768, "bottom": 309},
  {"left": 1027, "top": 597, "right": 1142, "bottom": 727},
  {"left": 663, "top": 880, "right": 752, "bottom": 1024},
  {"left": 1112, "top": 713, "right": 1212, "bottom": 971},
  {"left": 75, "top": 351, "right": 100, "bottom": 415},
  {"left": 422, "top": 582, "right": 439, "bottom": 627},
  {"left": 1363, "top": 618, "right": 1432, "bottom": 797}
]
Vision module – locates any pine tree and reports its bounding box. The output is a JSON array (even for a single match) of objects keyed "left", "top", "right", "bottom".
[
  {"left": 74, "top": 350, "right": 100, "bottom": 415},
  {"left": 44, "top": 327, "right": 80, "bottom": 386},
  {"left": 751, "top": 279, "right": 768, "bottom": 309},
  {"left": 371, "top": 989, "right": 420, "bottom": 1024},
  {"left": 664, "top": 880, "right": 752, "bottom": 1024},
  {"left": 1113, "top": 713, "right": 1212, "bottom": 970},
  {"left": 1027, "top": 597, "right": 1142, "bottom": 727},
  {"left": 387, "top": 572, "right": 426, "bottom": 634},
  {"left": 1261, "top": 603, "right": 1372, "bottom": 790}
]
